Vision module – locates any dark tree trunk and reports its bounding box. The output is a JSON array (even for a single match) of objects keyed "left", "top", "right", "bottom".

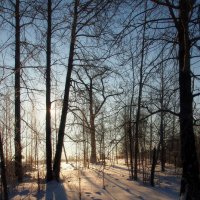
[
  {"left": 14, "top": 0, "right": 23, "bottom": 182},
  {"left": 46, "top": 0, "right": 53, "bottom": 182},
  {"left": 134, "top": 107, "right": 140, "bottom": 181},
  {"left": 160, "top": 111, "right": 165, "bottom": 172},
  {"left": 178, "top": 1, "right": 200, "bottom": 198},
  {"left": 90, "top": 120, "right": 96, "bottom": 163},
  {"left": 124, "top": 122, "right": 129, "bottom": 166},
  {"left": 160, "top": 63, "right": 165, "bottom": 172},
  {"left": 82, "top": 114, "right": 87, "bottom": 167},
  {"left": 0, "top": 133, "right": 8, "bottom": 200},
  {"left": 128, "top": 119, "right": 134, "bottom": 179},
  {"left": 123, "top": 108, "right": 129, "bottom": 166},
  {"left": 149, "top": 115, "right": 153, "bottom": 163},
  {"left": 129, "top": 55, "right": 135, "bottom": 179},
  {"left": 89, "top": 83, "right": 96, "bottom": 163},
  {"left": 53, "top": 0, "right": 78, "bottom": 180},
  {"left": 150, "top": 148, "right": 156, "bottom": 187}
]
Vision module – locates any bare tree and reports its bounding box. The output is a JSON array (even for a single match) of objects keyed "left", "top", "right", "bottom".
[
  {"left": 53, "top": 0, "right": 115, "bottom": 178},
  {"left": 74, "top": 64, "right": 121, "bottom": 163},
  {"left": 53, "top": 0, "right": 79, "bottom": 180},
  {"left": 0, "top": 0, "right": 39, "bottom": 183},
  {"left": 133, "top": 0, "right": 147, "bottom": 180},
  {"left": 151, "top": 0, "right": 200, "bottom": 198}
]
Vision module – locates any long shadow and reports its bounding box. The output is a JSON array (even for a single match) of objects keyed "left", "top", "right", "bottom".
[
  {"left": 9, "top": 188, "right": 31, "bottom": 199},
  {"left": 110, "top": 165, "right": 129, "bottom": 172},
  {"left": 45, "top": 180, "right": 68, "bottom": 200},
  {"left": 83, "top": 169, "right": 139, "bottom": 199},
  {"left": 103, "top": 173, "right": 139, "bottom": 197}
]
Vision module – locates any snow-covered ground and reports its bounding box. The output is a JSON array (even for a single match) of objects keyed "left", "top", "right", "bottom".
[{"left": 8, "top": 161, "right": 181, "bottom": 200}]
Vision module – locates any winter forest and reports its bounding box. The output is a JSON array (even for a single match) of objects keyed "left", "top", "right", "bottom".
[{"left": 0, "top": 0, "right": 200, "bottom": 199}]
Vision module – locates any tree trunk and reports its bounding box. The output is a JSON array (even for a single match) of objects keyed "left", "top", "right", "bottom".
[
  {"left": 0, "top": 132, "right": 8, "bottom": 200},
  {"left": 134, "top": 0, "right": 147, "bottom": 180},
  {"left": 160, "top": 62, "right": 165, "bottom": 172},
  {"left": 150, "top": 147, "right": 156, "bottom": 187},
  {"left": 178, "top": 1, "right": 200, "bottom": 198},
  {"left": 149, "top": 115, "right": 153, "bottom": 164},
  {"left": 14, "top": 0, "right": 23, "bottom": 182},
  {"left": 89, "top": 80, "right": 97, "bottom": 163},
  {"left": 46, "top": 0, "right": 53, "bottom": 182},
  {"left": 160, "top": 111, "right": 165, "bottom": 172},
  {"left": 53, "top": 0, "right": 78, "bottom": 180},
  {"left": 90, "top": 112, "right": 96, "bottom": 163},
  {"left": 128, "top": 119, "right": 134, "bottom": 179},
  {"left": 129, "top": 58, "right": 135, "bottom": 179},
  {"left": 124, "top": 120, "right": 129, "bottom": 166}
]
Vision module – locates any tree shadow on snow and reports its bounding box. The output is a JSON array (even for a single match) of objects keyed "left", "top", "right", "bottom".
[{"left": 45, "top": 180, "right": 68, "bottom": 200}]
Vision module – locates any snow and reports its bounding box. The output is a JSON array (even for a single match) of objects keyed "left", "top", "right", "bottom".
[{"left": 8, "top": 161, "right": 181, "bottom": 200}]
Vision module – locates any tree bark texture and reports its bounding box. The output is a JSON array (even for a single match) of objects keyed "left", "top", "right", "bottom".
[
  {"left": 89, "top": 81, "right": 97, "bottom": 163},
  {"left": 14, "top": 0, "right": 23, "bottom": 182},
  {"left": 178, "top": 1, "right": 200, "bottom": 198},
  {"left": 46, "top": 0, "right": 53, "bottom": 182}
]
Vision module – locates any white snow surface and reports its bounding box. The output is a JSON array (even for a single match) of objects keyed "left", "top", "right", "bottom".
[{"left": 9, "top": 161, "right": 181, "bottom": 200}]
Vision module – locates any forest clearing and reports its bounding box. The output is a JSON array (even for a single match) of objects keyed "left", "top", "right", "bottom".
[{"left": 9, "top": 161, "right": 180, "bottom": 199}]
